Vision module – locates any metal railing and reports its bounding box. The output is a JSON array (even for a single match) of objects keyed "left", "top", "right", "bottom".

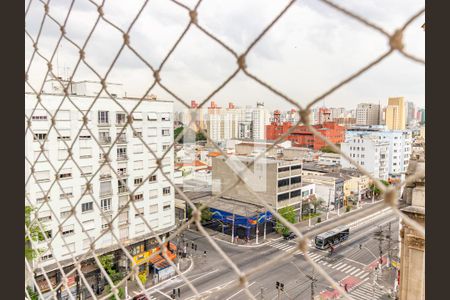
[{"left": 25, "top": 1, "right": 424, "bottom": 300}]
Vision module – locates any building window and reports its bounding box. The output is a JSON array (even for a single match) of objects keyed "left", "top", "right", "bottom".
[
  {"left": 291, "top": 165, "right": 302, "bottom": 170},
  {"left": 162, "top": 144, "right": 170, "bottom": 151},
  {"left": 35, "top": 170, "right": 50, "bottom": 182},
  {"left": 133, "top": 130, "right": 143, "bottom": 138},
  {"left": 101, "top": 198, "right": 112, "bottom": 212},
  {"left": 134, "top": 160, "right": 143, "bottom": 171},
  {"left": 82, "top": 202, "right": 93, "bottom": 213},
  {"left": 149, "top": 189, "right": 158, "bottom": 199},
  {"left": 101, "top": 216, "right": 112, "bottom": 230},
  {"left": 80, "top": 147, "right": 92, "bottom": 158},
  {"left": 99, "top": 131, "right": 111, "bottom": 144},
  {"left": 134, "top": 144, "right": 143, "bottom": 154},
  {"left": 147, "top": 113, "right": 158, "bottom": 121},
  {"left": 161, "top": 113, "right": 170, "bottom": 121},
  {"left": 134, "top": 177, "right": 143, "bottom": 186},
  {"left": 147, "top": 127, "right": 157, "bottom": 137},
  {"left": 149, "top": 175, "right": 157, "bottom": 183},
  {"left": 149, "top": 204, "right": 158, "bottom": 214},
  {"left": 290, "top": 189, "right": 301, "bottom": 198},
  {"left": 33, "top": 133, "right": 47, "bottom": 141},
  {"left": 278, "top": 178, "right": 289, "bottom": 187},
  {"left": 117, "top": 147, "right": 127, "bottom": 160},
  {"left": 62, "top": 225, "right": 75, "bottom": 236},
  {"left": 162, "top": 128, "right": 170, "bottom": 136},
  {"left": 163, "top": 187, "right": 171, "bottom": 195},
  {"left": 163, "top": 204, "right": 171, "bottom": 211},
  {"left": 135, "top": 207, "right": 144, "bottom": 217},
  {"left": 290, "top": 176, "right": 301, "bottom": 184},
  {"left": 277, "top": 192, "right": 289, "bottom": 201},
  {"left": 41, "top": 254, "right": 53, "bottom": 261},
  {"left": 98, "top": 111, "right": 109, "bottom": 125},
  {"left": 116, "top": 113, "right": 127, "bottom": 125},
  {"left": 134, "top": 193, "right": 143, "bottom": 201},
  {"left": 58, "top": 169, "right": 72, "bottom": 179},
  {"left": 117, "top": 167, "right": 127, "bottom": 176},
  {"left": 60, "top": 187, "right": 73, "bottom": 199},
  {"left": 31, "top": 114, "right": 48, "bottom": 121},
  {"left": 278, "top": 167, "right": 289, "bottom": 173},
  {"left": 81, "top": 166, "right": 93, "bottom": 176}
]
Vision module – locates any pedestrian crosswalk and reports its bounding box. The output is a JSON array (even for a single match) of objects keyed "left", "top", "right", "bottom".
[
  {"left": 348, "top": 281, "right": 386, "bottom": 299},
  {"left": 267, "top": 240, "right": 370, "bottom": 280}
]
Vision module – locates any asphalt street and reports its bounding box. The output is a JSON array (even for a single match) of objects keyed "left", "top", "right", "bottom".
[{"left": 139, "top": 210, "right": 399, "bottom": 300}]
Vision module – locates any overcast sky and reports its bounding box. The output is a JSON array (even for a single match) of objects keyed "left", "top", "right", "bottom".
[{"left": 25, "top": 0, "right": 425, "bottom": 112}]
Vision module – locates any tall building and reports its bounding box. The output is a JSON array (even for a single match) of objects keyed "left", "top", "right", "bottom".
[
  {"left": 406, "top": 101, "right": 415, "bottom": 126},
  {"left": 386, "top": 97, "right": 406, "bottom": 130},
  {"left": 330, "top": 107, "right": 346, "bottom": 120},
  {"left": 416, "top": 108, "right": 425, "bottom": 125},
  {"left": 26, "top": 82, "right": 176, "bottom": 293},
  {"left": 356, "top": 103, "right": 381, "bottom": 125},
  {"left": 343, "top": 126, "right": 412, "bottom": 179}
]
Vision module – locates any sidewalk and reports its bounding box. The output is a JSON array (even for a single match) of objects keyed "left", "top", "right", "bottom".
[{"left": 191, "top": 226, "right": 281, "bottom": 248}]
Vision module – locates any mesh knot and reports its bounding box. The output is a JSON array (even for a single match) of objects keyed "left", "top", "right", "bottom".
[
  {"left": 40, "top": 144, "right": 45, "bottom": 151},
  {"left": 97, "top": 6, "right": 104, "bottom": 17},
  {"left": 237, "top": 55, "right": 247, "bottom": 69},
  {"left": 123, "top": 33, "right": 130, "bottom": 45},
  {"left": 33, "top": 43, "right": 38, "bottom": 50},
  {"left": 100, "top": 79, "right": 107, "bottom": 89},
  {"left": 389, "top": 29, "right": 404, "bottom": 51},
  {"left": 44, "top": 4, "right": 49, "bottom": 14},
  {"left": 51, "top": 116, "right": 56, "bottom": 125},
  {"left": 153, "top": 70, "right": 161, "bottom": 82},
  {"left": 36, "top": 95, "right": 42, "bottom": 103},
  {"left": 239, "top": 275, "right": 247, "bottom": 287},
  {"left": 298, "top": 238, "right": 308, "bottom": 253},
  {"left": 127, "top": 114, "right": 133, "bottom": 124},
  {"left": 67, "top": 148, "right": 72, "bottom": 158},
  {"left": 27, "top": 119, "right": 32, "bottom": 128},
  {"left": 47, "top": 62, "right": 53, "bottom": 71},
  {"left": 60, "top": 26, "right": 66, "bottom": 35},
  {"left": 63, "top": 87, "right": 69, "bottom": 96},
  {"left": 30, "top": 166, "right": 35, "bottom": 174},
  {"left": 300, "top": 109, "right": 311, "bottom": 124},
  {"left": 79, "top": 50, "right": 85, "bottom": 60},
  {"left": 82, "top": 115, "right": 88, "bottom": 125},
  {"left": 384, "top": 187, "right": 397, "bottom": 207},
  {"left": 189, "top": 10, "right": 198, "bottom": 24},
  {"left": 192, "top": 209, "right": 201, "bottom": 222}
]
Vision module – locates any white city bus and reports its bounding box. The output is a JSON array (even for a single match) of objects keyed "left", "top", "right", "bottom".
[{"left": 314, "top": 226, "right": 350, "bottom": 250}]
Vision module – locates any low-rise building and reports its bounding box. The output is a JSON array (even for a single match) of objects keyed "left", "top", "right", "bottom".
[{"left": 302, "top": 174, "right": 345, "bottom": 210}]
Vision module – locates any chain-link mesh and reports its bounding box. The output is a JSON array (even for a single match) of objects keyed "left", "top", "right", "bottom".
[{"left": 25, "top": 0, "right": 425, "bottom": 299}]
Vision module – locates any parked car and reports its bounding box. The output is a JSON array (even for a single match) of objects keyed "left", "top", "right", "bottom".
[{"left": 283, "top": 232, "right": 297, "bottom": 240}]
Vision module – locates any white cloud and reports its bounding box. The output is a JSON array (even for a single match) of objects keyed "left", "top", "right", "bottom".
[{"left": 25, "top": 0, "right": 425, "bottom": 111}]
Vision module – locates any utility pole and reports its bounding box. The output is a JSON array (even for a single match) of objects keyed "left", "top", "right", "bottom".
[
  {"left": 260, "top": 286, "right": 264, "bottom": 300},
  {"left": 263, "top": 211, "right": 267, "bottom": 241},
  {"left": 374, "top": 225, "right": 384, "bottom": 269},
  {"left": 307, "top": 269, "right": 318, "bottom": 300},
  {"left": 387, "top": 222, "right": 392, "bottom": 268},
  {"left": 231, "top": 211, "right": 235, "bottom": 243},
  {"left": 308, "top": 198, "right": 311, "bottom": 227},
  {"left": 256, "top": 217, "right": 259, "bottom": 245},
  {"left": 326, "top": 188, "right": 332, "bottom": 220}
]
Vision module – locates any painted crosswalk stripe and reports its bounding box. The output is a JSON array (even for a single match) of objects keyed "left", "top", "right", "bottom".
[
  {"left": 349, "top": 268, "right": 362, "bottom": 276},
  {"left": 309, "top": 253, "right": 320, "bottom": 259},
  {"left": 353, "top": 270, "right": 366, "bottom": 278},
  {"left": 340, "top": 265, "right": 353, "bottom": 273},
  {"left": 359, "top": 272, "right": 369, "bottom": 279},
  {"left": 344, "top": 266, "right": 357, "bottom": 274},
  {"left": 334, "top": 263, "right": 347, "bottom": 270},
  {"left": 331, "top": 262, "right": 344, "bottom": 269}
]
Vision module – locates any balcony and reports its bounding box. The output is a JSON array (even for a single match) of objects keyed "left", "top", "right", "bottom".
[
  {"left": 117, "top": 154, "right": 128, "bottom": 161},
  {"left": 99, "top": 137, "right": 111, "bottom": 145},
  {"left": 98, "top": 121, "right": 110, "bottom": 127},
  {"left": 118, "top": 186, "right": 129, "bottom": 194},
  {"left": 116, "top": 120, "right": 127, "bottom": 127},
  {"left": 116, "top": 137, "right": 127, "bottom": 144},
  {"left": 100, "top": 173, "right": 112, "bottom": 180},
  {"left": 117, "top": 170, "right": 128, "bottom": 177},
  {"left": 100, "top": 191, "right": 112, "bottom": 197}
]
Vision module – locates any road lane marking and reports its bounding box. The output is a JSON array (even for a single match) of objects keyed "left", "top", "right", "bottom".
[
  {"left": 335, "top": 263, "right": 347, "bottom": 271},
  {"left": 225, "top": 281, "right": 256, "bottom": 300},
  {"left": 340, "top": 265, "right": 353, "bottom": 273},
  {"left": 344, "top": 266, "right": 357, "bottom": 274}
]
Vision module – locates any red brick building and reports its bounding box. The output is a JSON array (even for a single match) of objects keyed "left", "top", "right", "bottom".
[{"left": 266, "top": 112, "right": 345, "bottom": 150}]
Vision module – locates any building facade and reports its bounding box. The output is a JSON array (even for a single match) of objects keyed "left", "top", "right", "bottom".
[
  {"left": 386, "top": 97, "right": 406, "bottom": 130},
  {"left": 356, "top": 103, "right": 381, "bottom": 125},
  {"left": 26, "top": 85, "right": 176, "bottom": 294},
  {"left": 343, "top": 126, "right": 412, "bottom": 179}
]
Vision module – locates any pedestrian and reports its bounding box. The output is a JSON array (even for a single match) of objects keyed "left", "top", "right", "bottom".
[
  {"left": 344, "top": 283, "right": 348, "bottom": 292},
  {"left": 203, "top": 250, "right": 207, "bottom": 257},
  {"left": 359, "top": 244, "right": 362, "bottom": 250},
  {"left": 194, "top": 244, "right": 197, "bottom": 251}
]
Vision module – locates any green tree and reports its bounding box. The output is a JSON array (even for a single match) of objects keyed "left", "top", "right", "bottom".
[
  {"left": 275, "top": 206, "right": 296, "bottom": 235},
  {"left": 100, "top": 254, "right": 125, "bottom": 299},
  {"left": 25, "top": 206, "right": 45, "bottom": 261},
  {"left": 195, "top": 131, "right": 207, "bottom": 141},
  {"left": 174, "top": 127, "right": 184, "bottom": 143},
  {"left": 369, "top": 179, "right": 389, "bottom": 196},
  {"left": 26, "top": 286, "right": 39, "bottom": 300},
  {"left": 187, "top": 204, "right": 212, "bottom": 223}
]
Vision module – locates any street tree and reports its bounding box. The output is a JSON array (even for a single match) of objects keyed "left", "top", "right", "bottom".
[
  {"left": 100, "top": 254, "right": 125, "bottom": 299},
  {"left": 25, "top": 206, "right": 45, "bottom": 261},
  {"left": 369, "top": 179, "right": 390, "bottom": 196},
  {"left": 275, "top": 206, "right": 296, "bottom": 235}
]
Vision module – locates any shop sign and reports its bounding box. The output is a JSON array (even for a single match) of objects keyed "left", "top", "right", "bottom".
[{"left": 133, "top": 246, "right": 160, "bottom": 265}]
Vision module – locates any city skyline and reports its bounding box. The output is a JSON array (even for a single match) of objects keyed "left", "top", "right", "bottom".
[{"left": 25, "top": 0, "right": 425, "bottom": 113}]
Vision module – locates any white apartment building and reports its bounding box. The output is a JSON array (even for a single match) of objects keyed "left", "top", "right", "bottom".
[
  {"left": 340, "top": 133, "right": 390, "bottom": 180},
  {"left": 356, "top": 103, "right": 381, "bottom": 125},
  {"left": 342, "top": 126, "right": 412, "bottom": 179},
  {"left": 25, "top": 83, "right": 176, "bottom": 273}
]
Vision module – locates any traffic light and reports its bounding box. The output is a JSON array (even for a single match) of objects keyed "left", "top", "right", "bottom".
[
  {"left": 280, "top": 283, "right": 284, "bottom": 291},
  {"left": 178, "top": 288, "right": 181, "bottom": 297},
  {"left": 276, "top": 281, "right": 280, "bottom": 289}
]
